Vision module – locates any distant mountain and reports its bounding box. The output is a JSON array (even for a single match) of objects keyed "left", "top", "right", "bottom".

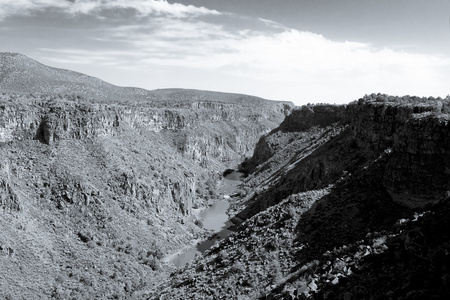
[
  {"left": 0, "top": 52, "right": 283, "bottom": 106},
  {"left": 0, "top": 52, "right": 294, "bottom": 299}
]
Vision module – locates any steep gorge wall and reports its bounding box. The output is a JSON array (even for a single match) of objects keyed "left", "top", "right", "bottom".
[
  {"left": 241, "top": 100, "right": 449, "bottom": 219},
  {"left": 0, "top": 95, "right": 292, "bottom": 217},
  {"left": 241, "top": 104, "right": 347, "bottom": 173},
  {"left": 384, "top": 113, "right": 450, "bottom": 207},
  {"left": 346, "top": 101, "right": 449, "bottom": 207},
  {"left": 347, "top": 100, "right": 439, "bottom": 151},
  {"left": 0, "top": 97, "right": 291, "bottom": 165}
]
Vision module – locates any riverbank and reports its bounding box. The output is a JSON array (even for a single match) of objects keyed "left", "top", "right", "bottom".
[{"left": 163, "top": 170, "right": 244, "bottom": 267}]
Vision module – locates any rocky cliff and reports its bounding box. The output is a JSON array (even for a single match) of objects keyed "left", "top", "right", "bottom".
[
  {"left": 240, "top": 104, "right": 347, "bottom": 174},
  {"left": 346, "top": 99, "right": 448, "bottom": 208},
  {"left": 155, "top": 95, "right": 450, "bottom": 300},
  {"left": 384, "top": 112, "right": 450, "bottom": 207},
  {"left": 235, "top": 97, "right": 449, "bottom": 228},
  {"left": 0, "top": 53, "right": 293, "bottom": 299},
  {"left": 0, "top": 94, "right": 291, "bottom": 168}
]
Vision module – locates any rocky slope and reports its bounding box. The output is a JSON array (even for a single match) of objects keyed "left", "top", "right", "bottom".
[
  {"left": 153, "top": 94, "right": 450, "bottom": 299},
  {"left": 0, "top": 53, "right": 292, "bottom": 299},
  {"left": 3, "top": 52, "right": 450, "bottom": 299}
]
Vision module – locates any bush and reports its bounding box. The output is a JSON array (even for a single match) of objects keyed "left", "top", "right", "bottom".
[{"left": 194, "top": 219, "right": 204, "bottom": 228}]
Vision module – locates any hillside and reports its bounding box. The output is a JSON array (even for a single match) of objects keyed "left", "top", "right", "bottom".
[
  {"left": 153, "top": 94, "right": 450, "bottom": 299},
  {"left": 0, "top": 52, "right": 288, "bottom": 107},
  {"left": 0, "top": 53, "right": 292, "bottom": 299},
  {"left": 3, "top": 52, "right": 450, "bottom": 300}
]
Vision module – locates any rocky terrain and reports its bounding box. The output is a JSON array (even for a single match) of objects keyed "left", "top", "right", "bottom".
[
  {"left": 0, "top": 53, "right": 291, "bottom": 299},
  {"left": 153, "top": 94, "right": 450, "bottom": 299},
  {"left": 2, "top": 52, "right": 450, "bottom": 300}
]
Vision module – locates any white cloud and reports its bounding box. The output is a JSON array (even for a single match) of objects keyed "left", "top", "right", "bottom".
[
  {"left": 41, "top": 12, "right": 450, "bottom": 102},
  {"left": 0, "top": 0, "right": 220, "bottom": 20},
  {"left": 5, "top": 0, "right": 448, "bottom": 103}
]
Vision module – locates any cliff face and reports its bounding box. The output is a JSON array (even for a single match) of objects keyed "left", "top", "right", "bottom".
[
  {"left": 240, "top": 100, "right": 448, "bottom": 219},
  {"left": 157, "top": 97, "right": 450, "bottom": 300},
  {"left": 240, "top": 104, "right": 347, "bottom": 173},
  {"left": 347, "top": 101, "right": 447, "bottom": 207},
  {"left": 384, "top": 113, "right": 450, "bottom": 207},
  {"left": 278, "top": 104, "right": 347, "bottom": 132},
  {"left": 0, "top": 53, "right": 293, "bottom": 299},
  {"left": 347, "top": 100, "right": 439, "bottom": 151},
  {"left": 0, "top": 96, "right": 291, "bottom": 164}
]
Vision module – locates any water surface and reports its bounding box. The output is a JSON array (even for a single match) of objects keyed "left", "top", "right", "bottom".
[{"left": 169, "top": 170, "right": 242, "bottom": 267}]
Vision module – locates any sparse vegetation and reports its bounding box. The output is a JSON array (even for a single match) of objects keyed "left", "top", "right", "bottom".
[
  {"left": 151, "top": 95, "right": 450, "bottom": 300},
  {"left": 3, "top": 52, "right": 450, "bottom": 300},
  {"left": 0, "top": 53, "right": 292, "bottom": 299}
]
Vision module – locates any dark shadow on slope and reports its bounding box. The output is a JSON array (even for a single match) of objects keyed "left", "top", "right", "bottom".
[
  {"left": 240, "top": 105, "right": 348, "bottom": 174},
  {"left": 251, "top": 125, "right": 345, "bottom": 179},
  {"left": 34, "top": 123, "right": 46, "bottom": 144},
  {"left": 33, "top": 117, "right": 51, "bottom": 144},
  {"left": 260, "top": 154, "right": 412, "bottom": 300},
  {"left": 314, "top": 198, "right": 450, "bottom": 300},
  {"left": 234, "top": 128, "right": 378, "bottom": 224},
  {"left": 293, "top": 154, "right": 411, "bottom": 264}
]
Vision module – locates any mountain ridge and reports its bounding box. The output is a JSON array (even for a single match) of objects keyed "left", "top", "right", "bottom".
[
  {"left": 0, "top": 53, "right": 292, "bottom": 299},
  {"left": 0, "top": 52, "right": 290, "bottom": 106}
]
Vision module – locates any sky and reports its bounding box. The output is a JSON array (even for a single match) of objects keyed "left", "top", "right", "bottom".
[{"left": 1, "top": 0, "right": 450, "bottom": 105}]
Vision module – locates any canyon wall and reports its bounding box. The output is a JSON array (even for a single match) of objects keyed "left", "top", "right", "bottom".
[
  {"left": 347, "top": 100, "right": 447, "bottom": 207},
  {"left": 241, "top": 104, "right": 347, "bottom": 173},
  {"left": 0, "top": 93, "right": 293, "bottom": 222},
  {"left": 241, "top": 99, "right": 449, "bottom": 216},
  {"left": 0, "top": 92, "right": 291, "bottom": 299},
  {"left": 0, "top": 96, "right": 291, "bottom": 165}
]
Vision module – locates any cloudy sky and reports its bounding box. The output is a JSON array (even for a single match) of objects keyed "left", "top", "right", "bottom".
[{"left": 1, "top": 0, "right": 449, "bottom": 105}]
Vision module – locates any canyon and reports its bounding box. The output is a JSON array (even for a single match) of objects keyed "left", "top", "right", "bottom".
[
  {"left": 154, "top": 95, "right": 450, "bottom": 299},
  {"left": 1, "top": 53, "right": 450, "bottom": 299},
  {"left": 0, "top": 53, "right": 291, "bottom": 299}
]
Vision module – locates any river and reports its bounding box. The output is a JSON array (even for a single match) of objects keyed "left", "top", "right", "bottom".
[{"left": 167, "top": 170, "right": 243, "bottom": 268}]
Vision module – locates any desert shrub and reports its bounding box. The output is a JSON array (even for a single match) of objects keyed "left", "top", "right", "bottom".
[
  {"left": 78, "top": 231, "right": 93, "bottom": 243},
  {"left": 268, "top": 260, "right": 283, "bottom": 284},
  {"left": 194, "top": 219, "right": 204, "bottom": 228},
  {"left": 230, "top": 261, "right": 246, "bottom": 274},
  {"left": 144, "top": 256, "right": 161, "bottom": 271}
]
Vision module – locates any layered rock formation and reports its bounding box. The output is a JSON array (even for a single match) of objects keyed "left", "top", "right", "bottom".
[
  {"left": 238, "top": 97, "right": 449, "bottom": 224},
  {"left": 240, "top": 104, "right": 347, "bottom": 174},
  {"left": 384, "top": 112, "right": 450, "bottom": 207},
  {"left": 0, "top": 53, "right": 292, "bottom": 299},
  {"left": 154, "top": 95, "right": 450, "bottom": 300}
]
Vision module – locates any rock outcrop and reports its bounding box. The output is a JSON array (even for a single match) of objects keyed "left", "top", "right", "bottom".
[
  {"left": 240, "top": 104, "right": 347, "bottom": 174},
  {"left": 384, "top": 112, "right": 450, "bottom": 207},
  {"left": 154, "top": 95, "right": 450, "bottom": 300},
  {"left": 346, "top": 100, "right": 447, "bottom": 207},
  {"left": 278, "top": 104, "right": 347, "bottom": 132},
  {"left": 240, "top": 97, "right": 450, "bottom": 219},
  {"left": 0, "top": 159, "right": 20, "bottom": 212},
  {"left": 0, "top": 53, "right": 293, "bottom": 299}
]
